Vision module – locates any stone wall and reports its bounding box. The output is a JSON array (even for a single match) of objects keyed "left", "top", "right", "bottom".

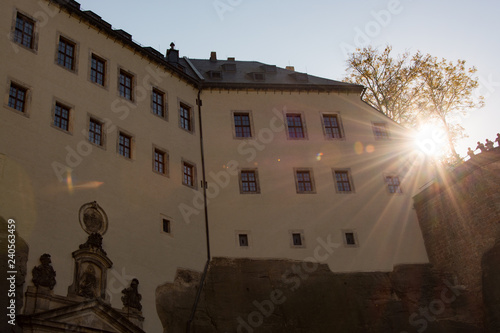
[
  {"left": 413, "top": 149, "right": 500, "bottom": 331},
  {"left": 156, "top": 151, "right": 500, "bottom": 333},
  {"left": 157, "top": 258, "right": 480, "bottom": 333}
]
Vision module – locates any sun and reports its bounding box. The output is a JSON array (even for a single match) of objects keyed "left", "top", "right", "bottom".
[{"left": 413, "top": 122, "right": 449, "bottom": 158}]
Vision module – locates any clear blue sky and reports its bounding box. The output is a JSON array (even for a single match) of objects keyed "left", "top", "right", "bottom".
[{"left": 76, "top": 0, "right": 499, "bottom": 156}]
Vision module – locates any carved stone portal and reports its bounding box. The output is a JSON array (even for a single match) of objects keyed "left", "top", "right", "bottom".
[
  {"left": 68, "top": 233, "right": 112, "bottom": 301},
  {"left": 21, "top": 202, "right": 144, "bottom": 332}
]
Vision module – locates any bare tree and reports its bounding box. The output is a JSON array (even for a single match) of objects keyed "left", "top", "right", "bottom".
[
  {"left": 345, "top": 46, "right": 426, "bottom": 126},
  {"left": 345, "top": 46, "right": 484, "bottom": 162}
]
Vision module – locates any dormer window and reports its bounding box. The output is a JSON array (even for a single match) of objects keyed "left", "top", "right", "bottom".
[
  {"left": 208, "top": 71, "right": 222, "bottom": 79},
  {"left": 290, "top": 72, "right": 308, "bottom": 82},
  {"left": 251, "top": 72, "right": 265, "bottom": 81},
  {"left": 262, "top": 65, "right": 277, "bottom": 73},
  {"left": 222, "top": 63, "right": 236, "bottom": 72}
]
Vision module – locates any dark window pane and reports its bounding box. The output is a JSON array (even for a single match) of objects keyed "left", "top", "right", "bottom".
[
  {"left": 54, "top": 103, "right": 70, "bottom": 131},
  {"left": 287, "top": 114, "right": 304, "bottom": 138}
]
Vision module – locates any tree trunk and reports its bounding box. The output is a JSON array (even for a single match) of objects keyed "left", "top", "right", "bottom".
[{"left": 440, "top": 117, "right": 460, "bottom": 162}]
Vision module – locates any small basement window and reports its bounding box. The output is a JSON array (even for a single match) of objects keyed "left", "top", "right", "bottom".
[
  {"left": 342, "top": 230, "right": 358, "bottom": 247},
  {"left": 162, "top": 219, "right": 171, "bottom": 233},
  {"left": 292, "top": 233, "right": 302, "bottom": 246},
  {"left": 345, "top": 232, "right": 355, "bottom": 245},
  {"left": 238, "top": 234, "right": 249, "bottom": 247}
]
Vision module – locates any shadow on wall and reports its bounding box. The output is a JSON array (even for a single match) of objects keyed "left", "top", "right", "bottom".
[
  {"left": 0, "top": 216, "right": 29, "bottom": 333},
  {"left": 482, "top": 240, "right": 500, "bottom": 333}
]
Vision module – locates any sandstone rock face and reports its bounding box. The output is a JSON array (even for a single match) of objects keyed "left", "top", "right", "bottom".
[
  {"left": 157, "top": 258, "right": 481, "bottom": 333},
  {"left": 156, "top": 268, "right": 202, "bottom": 333},
  {"left": 1, "top": 216, "right": 29, "bottom": 333},
  {"left": 414, "top": 151, "right": 500, "bottom": 329}
]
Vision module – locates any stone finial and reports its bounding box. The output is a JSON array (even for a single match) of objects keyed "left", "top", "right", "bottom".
[
  {"left": 170, "top": 42, "right": 175, "bottom": 50},
  {"left": 121, "top": 279, "right": 142, "bottom": 311},
  {"left": 32, "top": 253, "right": 56, "bottom": 290}
]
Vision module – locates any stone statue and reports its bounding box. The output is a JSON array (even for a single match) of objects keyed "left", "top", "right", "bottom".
[
  {"left": 32, "top": 253, "right": 56, "bottom": 290},
  {"left": 79, "top": 232, "right": 106, "bottom": 255},
  {"left": 476, "top": 141, "right": 487, "bottom": 153},
  {"left": 121, "top": 278, "right": 142, "bottom": 311},
  {"left": 485, "top": 139, "right": 494, "bottom": 150},
  {"left": 496, "top": 133, "right": 500, "bottom": 147},
  {"left": 467, "top": 147, "right": 475, "bottom": 159},
  {"left": 78, "top": 265, "right": 97, "bottom": 298}
]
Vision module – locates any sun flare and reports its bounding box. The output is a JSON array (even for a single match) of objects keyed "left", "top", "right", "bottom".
[{"left": 414, "top": 122, "right": 449, "bottom": 158}]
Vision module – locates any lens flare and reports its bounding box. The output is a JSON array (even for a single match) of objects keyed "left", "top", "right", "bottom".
[
  {"left": 414, "top": 123, "right": 448, "bottom": 157},
  {"left": 354, "top": 141, "right": 364, "bottom": 155},
  {"left": 66, "top": 171, "right": 74, "bottom": 194}
]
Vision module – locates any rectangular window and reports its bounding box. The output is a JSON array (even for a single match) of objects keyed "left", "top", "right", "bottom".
[
  {"left": 373, "top": 123, "right": 389, "bottom": 140},
  {"left": 240, "top": 170, "right": 259, "bottom": 193},
  {"left": 345, "top": 232, "right": 356, "bottom": 245},
  {"left": 296, "top": 170, "right": 314, "bottom": 193},
  {"left": 14, "top": 13, "right": 34, "bottom": 49},
  {"left": 334, "top": 170, "right": 353, "bottom": 193},
  {"left": 152, "top": 89, "right": 165, "bottom": 117},
  {"left": 290, "top": 230, "right": 305, "bottom": 248},
  {"left": 162, "top": 219, "right": 170, "bottom": 233},
  {"left": 88, "top": 118, "right": 103, "bottom": 146},
  {"left": 154, "top": 149, "right": 166, "bottom": 174},
  {"left": 323, "top": 114, "right": 343, "bottom": 139},
  {"left": 119, "top": 132, "right": 132, "bottom": 158},
  {"left": 292, "top": 233, "right": 302, "bottom": 246},
  {"left": 8, "top": 83, "right": 27, "bottom": 113},
  {"left": 54, "top": 102, "right": 70, "bottom": 131},
  {"left": 342, "top": 230, "right": 359, "bottom": 247},
  {"left": 183, "top": 162, "right": 194, "bottom": 187},
  {"left": 287, "top": 113, "right": 305, "bottom": 139},
  {"left": 238, "top": 234, "right": 249, "bottom": 247},
  {"left": 119, "top": 70, "right": 133, "bottom": 100},
  {"left": 234, "top": 113, "right": 252, "bottom": 138},
  {"left": 90, "top": 54, "right": 105, "bottom": 86},
  {"left": 385, "top": 176, "right": 402, "bottom": 194},
  {"left": 57, "top": 37, "right": 75, "bottom": 71},
  {"left": 180, "top": 103, "right": 192, "bottom": 131}
]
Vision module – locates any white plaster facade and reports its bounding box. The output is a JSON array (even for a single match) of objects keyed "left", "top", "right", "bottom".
[{"left": 0, "top": 0, "right": 429, "bottom": 331}]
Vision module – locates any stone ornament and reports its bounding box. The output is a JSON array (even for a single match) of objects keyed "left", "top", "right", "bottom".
[
  {"left": 122, "top": 279, "right": 142, "bottom": 311},
  {"left": 79, "top": 232, "right": 107, "bottom": 255},
  {"left": 32, "top": 253, "right": 56, "bottom": 290},
  {"left": 79, "top": 201, "right": 108, "bottom": 235},
  {"left": 78, "top": 264, "right": 98, "bottom": 298}
]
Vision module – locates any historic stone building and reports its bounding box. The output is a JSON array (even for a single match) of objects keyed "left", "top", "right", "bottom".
[{"left": 4, "top": 0, "right": 493, "bottom": 332}]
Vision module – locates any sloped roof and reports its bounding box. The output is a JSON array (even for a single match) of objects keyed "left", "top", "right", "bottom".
[
  {"left": 187, "top": 58, "right": 364, "bottom": 92},
  {"left": 51, "top": 0, "right": 364, "bottom": 93}
]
